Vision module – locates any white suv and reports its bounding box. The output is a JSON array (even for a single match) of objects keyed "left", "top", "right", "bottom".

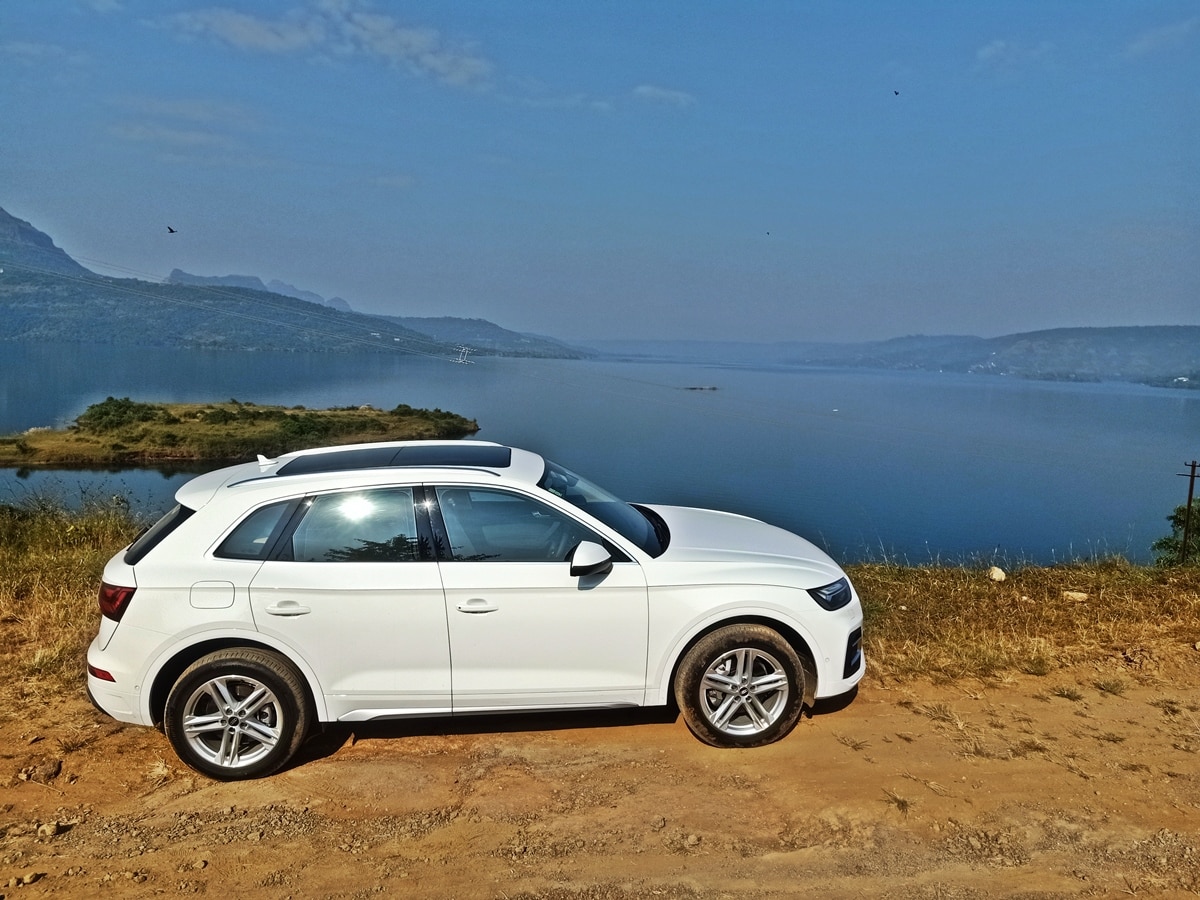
[{"left": 87, "top": 441, "right": 864, "bottom": 779}]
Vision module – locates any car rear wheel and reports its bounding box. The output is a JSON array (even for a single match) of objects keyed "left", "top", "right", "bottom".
[
  {"left": 164, "top": 649, "right": 311, "bottom": 780},
  {"left": 674, "top": 624, "right": 805, "bottom": 748}
]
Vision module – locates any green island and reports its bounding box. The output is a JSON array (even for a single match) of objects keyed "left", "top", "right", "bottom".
[{"left": 0, "top": 396, "right": 479, "bottom": 467}]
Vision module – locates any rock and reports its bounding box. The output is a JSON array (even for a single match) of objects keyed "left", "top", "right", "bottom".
[
  {"left": 37, "top": 821, "right": 61, "bottom": 837},
  {"left": 25, "top": 758, "right": 63, "bottom": 783},
  {"left": 1062, "top": 591, "right": 1089, "bottom": 602},
  {"left": 987, "top": 567, "right": 1006, "bottom": 582}
]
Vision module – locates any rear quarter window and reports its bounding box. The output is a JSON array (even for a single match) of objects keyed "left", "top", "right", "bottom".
[
  {"left": 123, "top": 504, "right": 196, "bottom": 565},
  {"left": 214, "top": 500, "right": 298, "bottom": 561}
]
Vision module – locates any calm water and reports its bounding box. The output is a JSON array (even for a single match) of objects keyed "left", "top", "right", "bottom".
[{"left": 2, "top": 342, "right": 1196, "bottom": 564}]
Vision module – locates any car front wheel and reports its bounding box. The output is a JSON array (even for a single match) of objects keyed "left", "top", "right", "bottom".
[
  {"left": 164, "top": 649, "right": 311, "bottom": 780},
  {"left": 674, "top": 624, "right": 805, "bottom": 748}
]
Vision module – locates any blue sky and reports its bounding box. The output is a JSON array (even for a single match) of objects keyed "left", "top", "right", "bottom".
[{"left": 2, "top": 1, "right": 1197, "bottom": 342}]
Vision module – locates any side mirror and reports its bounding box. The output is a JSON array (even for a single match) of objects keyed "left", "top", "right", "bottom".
[{"left": 569, "top": 541, "right": 613, "bottom": 577}]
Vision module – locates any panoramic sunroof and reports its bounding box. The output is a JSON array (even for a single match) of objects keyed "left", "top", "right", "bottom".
[{"left": 277, "top": 444, "right": 512, "bottom": 476}]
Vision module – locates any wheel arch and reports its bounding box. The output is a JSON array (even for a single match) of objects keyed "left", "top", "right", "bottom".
[
  {"left": 148, "top": 638, "right": 320, "bottom": 727},
  {"left": 665, "top": 616, "right": 817, "bottom": 709}
]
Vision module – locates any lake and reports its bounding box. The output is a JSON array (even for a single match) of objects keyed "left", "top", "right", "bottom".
[{"left": 2, "top": 342, "right": 1196, "bottom": 564}]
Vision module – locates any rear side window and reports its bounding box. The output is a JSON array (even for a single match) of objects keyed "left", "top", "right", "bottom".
[
  {"left": 124, "top": 504, "right": 195, "bottom": 565},
  {"left": 215, "top": 500, "right": 297, "bottom": 560},
  {"left": 285, "top": 488, "right": 423, "bottom": 562}
]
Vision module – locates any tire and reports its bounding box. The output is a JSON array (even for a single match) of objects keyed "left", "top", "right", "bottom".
[
  {"left": 674, "top": 624, "right": 806, "bottom": 748},
  {"left": 164, "top": 648, "right": 311, "bottom": 780}
]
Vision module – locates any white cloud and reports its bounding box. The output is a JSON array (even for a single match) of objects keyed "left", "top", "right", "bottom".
[
  {"left": 2, "top": 41, "right": 88, "bottom": 66},
  {"left": 632, "top": 84, "right": 696, "bottom": 108},
  {"left": 169, "top": 8, "right": 323, "bottom": 53},
  {"left": 110, "top": 122, "right": 231, "bottom": 147},
  {"left": 973, "top": 39, "right": 1055, "bottom": 72},
  {"left": 113, "top": 96, "right": 258, "bottom": 128},
  {"left": 164, "top": 1, "right": 492, "bottom": 88},
  {"left": 1125, "top": 16, "right": 1200, "bottom": 59}
]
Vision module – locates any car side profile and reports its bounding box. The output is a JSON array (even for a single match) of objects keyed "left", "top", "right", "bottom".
[{"left": 87, "top": 441, "right": 864, "bottom": 779}]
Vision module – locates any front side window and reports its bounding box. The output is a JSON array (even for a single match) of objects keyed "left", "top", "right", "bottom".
[
  {"left": 287, "top": 488, "right": 422, "bottom": 562},
  {"left": 435, "top": 487, "right": 597, "bottom": 562}
]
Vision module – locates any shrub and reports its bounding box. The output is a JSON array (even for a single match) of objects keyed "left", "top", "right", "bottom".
[
  {"left": 75, "top": 397, "right": 166, "bottom": 433},
  {"left": 1152, "top": 499, "right": 1200, "bottom": 567}
]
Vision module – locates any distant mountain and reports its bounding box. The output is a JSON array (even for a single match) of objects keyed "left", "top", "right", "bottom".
[
  {"left": 0, "top": 208, "right": 583, "bottom": 358},
  {"left": 0, "top": 207, "right": 93, "bottom": 277},
  {"left": 0, "top": 268, "right": 456, "bottom": 354},
  {"left": 374, "top": 315, "right": 588, "bottom": 358},
  {"left": 167, "top": 271, "right": 580, "bottom": 357},
  {"left": 166, "top": 270, "right": 353, "bottom": 313},
  {"left": 583, "top": 328, "right": 1200, "bottom": 388},
  {"left": 266, "top": 279, "right": 352, "bottom": 313},
  {"left": 167, "top": 269, "right": 269, "bottom": 292}
]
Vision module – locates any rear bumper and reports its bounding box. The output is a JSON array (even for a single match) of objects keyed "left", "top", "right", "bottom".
[{"left": 86, "top": 635, "right": 151, "bottom": 725}]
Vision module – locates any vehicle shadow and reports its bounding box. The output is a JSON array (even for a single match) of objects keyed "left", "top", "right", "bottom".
[
  {"left": 809, "top": 685, "right": 859, "bottom": 716},
  {"left": 291, "top": 706, "right": 680, "bottom": 768},
  {"left": 289, "top": 687, "right": 861, "bottom": 769}
]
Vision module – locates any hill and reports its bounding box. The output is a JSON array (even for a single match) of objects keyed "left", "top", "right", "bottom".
[
  {"left": 167, "top": 269, "right": 354, "bottom": 312},
  {"left": 584, "top": 327, "right": 1200, "bottom": 389},
  {"left": 0, "top": 207, "right": 584, "bottom": 358},
  {"left": 0, "top": 207, "right": 93, "bottom": 277}
]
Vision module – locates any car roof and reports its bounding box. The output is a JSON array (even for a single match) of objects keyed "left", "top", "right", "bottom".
[{"left": 174, "top": 440, "right": 547, "bottom": 510}]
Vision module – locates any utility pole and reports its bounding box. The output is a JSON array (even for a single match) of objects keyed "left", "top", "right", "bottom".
[{"left": 1180, "top": 460, "right": 1199, "bottom": 566}]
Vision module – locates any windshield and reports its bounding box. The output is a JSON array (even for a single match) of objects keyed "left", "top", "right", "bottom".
[{"left": 538, "top": 459, "right": 666, "bottom": 557}]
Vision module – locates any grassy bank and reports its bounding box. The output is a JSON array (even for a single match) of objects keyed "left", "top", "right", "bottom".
[
  {"left": 2, "top": 500, "right": 1197, "bottom": 706},
  {"left": 0, "top": 396, "right": 479, "bottom": 466}
]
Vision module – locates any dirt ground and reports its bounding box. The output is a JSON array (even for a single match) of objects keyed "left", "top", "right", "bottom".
[{"left": 4, "top": 647, "right": 1200, "bottom": 899}]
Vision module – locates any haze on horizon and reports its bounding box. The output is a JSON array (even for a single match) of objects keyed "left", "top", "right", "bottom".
[{"left": 2, "top": 1, "right": 1197, "bottom": 344}]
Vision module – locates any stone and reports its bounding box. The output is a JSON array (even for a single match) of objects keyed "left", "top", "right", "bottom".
[{"left": 987, "top": 566, "right": 1006, "bottom": 582}]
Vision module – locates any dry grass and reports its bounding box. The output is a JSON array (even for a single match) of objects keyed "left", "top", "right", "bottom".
[
  {"left": 0, "top": 497, "right": 143, "bottom": 698},
  {"left": 2, "top": 500, "right": 1199, "bottom": 705},
  {"left": 847, "top": 559, "right": 1200, "bottom": 682}
]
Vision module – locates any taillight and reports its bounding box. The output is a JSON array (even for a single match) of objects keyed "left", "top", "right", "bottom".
[{"left": 98, "top": 582, "right": 136, "bottom": 621}]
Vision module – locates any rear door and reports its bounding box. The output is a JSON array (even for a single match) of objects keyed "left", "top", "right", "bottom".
[{"left": 245, "top": 487, "right": 451, "bottom": 720}]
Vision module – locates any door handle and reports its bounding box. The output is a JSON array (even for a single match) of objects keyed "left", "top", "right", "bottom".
[
  {"left": 456, "top": 598, "right": 498, "bottom": 614},
  {"left": 265, "top": 601, "right": 311, "bottom": 616}
]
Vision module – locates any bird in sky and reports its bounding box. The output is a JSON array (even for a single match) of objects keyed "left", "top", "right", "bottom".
[
  {"left": 167, "top": 226, "right": 177, "bottom": 233},
  {"left": 894, "top": 90, "right": 900, "bottom": 96}
]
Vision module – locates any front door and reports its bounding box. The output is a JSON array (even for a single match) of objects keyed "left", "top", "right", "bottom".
[{"left": 431, "top": 485, "right": 648, "bottom": 711}]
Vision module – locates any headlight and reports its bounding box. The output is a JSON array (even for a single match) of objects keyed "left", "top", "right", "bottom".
[{"left": 808, "top": 577, "right": 853, "bottom": 611}]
